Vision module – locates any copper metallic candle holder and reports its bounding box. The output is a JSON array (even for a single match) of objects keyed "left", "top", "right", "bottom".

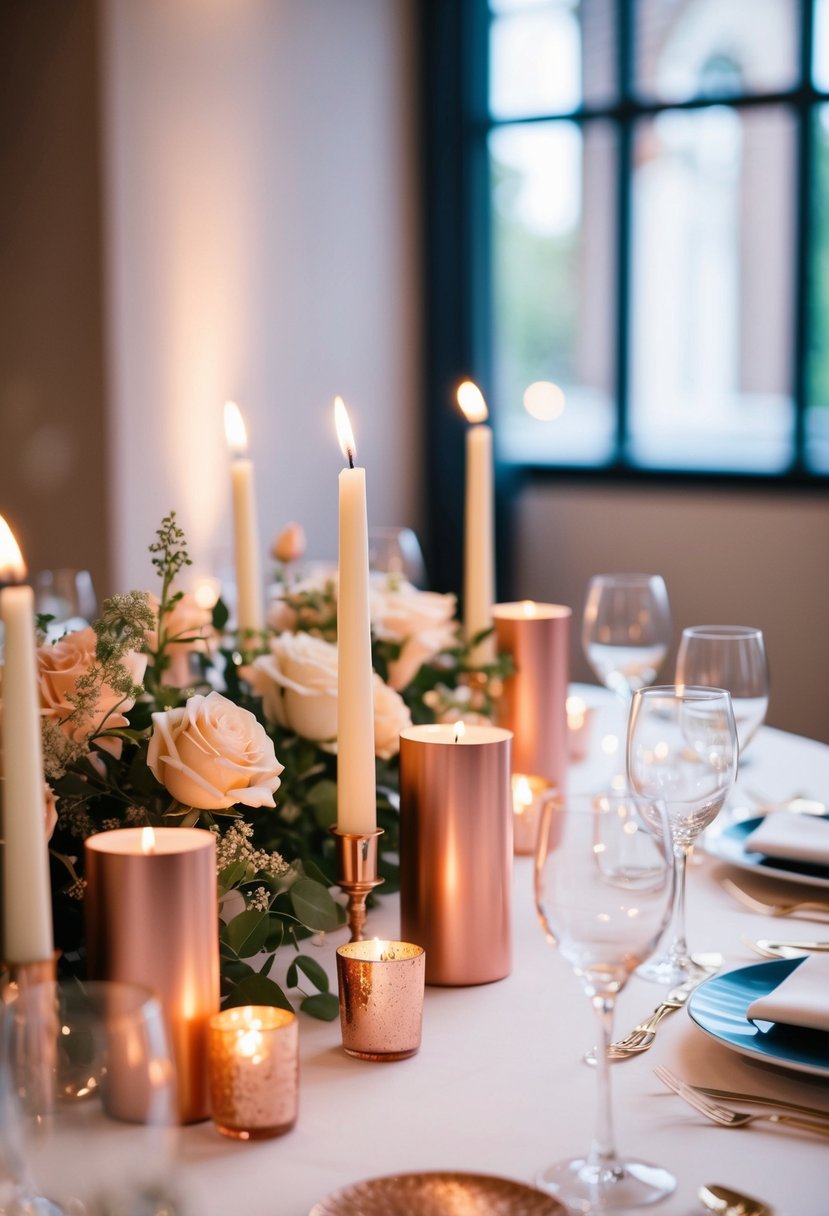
[
  {"left": 511, "top": 774, "right": 553, "bottom": 857},
  {"left": 336, "top": 940, "right": 425, "bottom": 1061},
  {"left": 208, "top": 1006, "right": 299, "bottom": 1140},
  {"left": 331, "top": 827, "right": 385, "bottom": 941}
]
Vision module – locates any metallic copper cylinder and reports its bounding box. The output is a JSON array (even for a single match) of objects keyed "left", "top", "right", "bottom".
[
  {"left": 399, "top": 724, "right": 512, "bottom": 986},
  {"left": 84, "top": 827, "right": 219, "bottom": 1124},
  {"left": 336, "top": 940, "right": 425, "bottom": 1060},
  {"left": 493, "top": 602, "right": 571, "bottom": 787},
  {"left": 208, "top": 1006, "right": 299, "bottom": 1139}
]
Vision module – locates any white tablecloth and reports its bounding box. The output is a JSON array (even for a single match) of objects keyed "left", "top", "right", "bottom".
[{"left": 177, "top": 697, "right": 829, "bottom": 1216}]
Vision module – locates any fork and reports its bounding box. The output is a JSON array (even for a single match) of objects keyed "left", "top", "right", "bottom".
[
  {"left": 656, "top": 1066, "right": 829, "bottom": 1122},
  {"left": 654, "top": 1067, "right": 829, "bottom": 1137},
  {"left": 721, "top": 878, "right": 829, "bottom": 919}
]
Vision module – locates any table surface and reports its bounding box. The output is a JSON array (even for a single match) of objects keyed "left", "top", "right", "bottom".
[{"left": 177, "top": 694, "right": 829, "bottom": 1216}]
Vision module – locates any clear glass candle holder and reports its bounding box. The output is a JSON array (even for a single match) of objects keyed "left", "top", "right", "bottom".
[{"left": 207, "top": 1006, "right": 299, "bottom": 1140}]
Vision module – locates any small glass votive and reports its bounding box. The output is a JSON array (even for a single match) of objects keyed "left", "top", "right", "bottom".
[
  {"left": 336, "top": 940, "right": 425, "bottom": 1062},
  {"left": 511, "top": 774, "right": 552, "bottom": 856},
  {"left": 207, "top": 1006, "right": 298, "bottom": 1140},
  {"left": 567, "top": 694, "right": 595, "bottom": 763}
]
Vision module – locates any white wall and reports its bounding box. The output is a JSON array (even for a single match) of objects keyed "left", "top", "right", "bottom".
[
  {"left": 515, "top": 484, "right": 829, "bottom": 743},
  {"left": 101, "top": 0, "right": 420, "bottom": 593}
]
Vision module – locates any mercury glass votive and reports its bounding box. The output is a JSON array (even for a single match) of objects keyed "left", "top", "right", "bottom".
[
  {"left": 336, "top": 940, "right": 425, "bottom": 1062},
  {"left": 207, "top": 1006, "right": 299, "bottom": 1140},
  {"left": 511, "top": 773, "right": 552, "bottom": 856}
]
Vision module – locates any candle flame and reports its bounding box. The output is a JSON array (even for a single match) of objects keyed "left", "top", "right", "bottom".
[
  {"left": 224, "top": 401, "right": 248, "bottom": 456},
  {"left": 513, "top": 775, "right": 533, "bottom": 813},
  {"left": 521, "top": 599, "right": 537, "bottom": 617},
  {"left": 235, "top": 1026, "right": 264, "bottom": 1060},
  {"left": 141, "top": 826, "right": 157, "bottom": 854},
  {"left": 456, "top": 380, "right": 488, "bottom": 424},
  {"left": 453, "top": 720, "right": 465, "bottom": 744},
  {"left": 334, "top": 395, "right": 356, "bottom": 466},
  {"left": 0, "top": 515, "right": 26, "bottom": 582}
]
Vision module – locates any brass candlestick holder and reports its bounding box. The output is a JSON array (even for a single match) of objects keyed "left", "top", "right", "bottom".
[{"left": 331, "top": 828, "right": 384, "bottom": 941}]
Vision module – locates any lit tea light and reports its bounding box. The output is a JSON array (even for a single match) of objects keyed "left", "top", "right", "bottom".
[
  {"left": 336, "top": 941, "right": 425, "bottom": 1061},
  {"left": 453, "top": 720, "right": 465, "bottom": 744},
  {"left": 208, "top": 1005, "right": 298, "bottom": 1140},
  {"left": 566, "top": 694, "right": 596, "bottom": 762},
  {"left": 511, "top": 773, "right": 552, "bottom": 856}
]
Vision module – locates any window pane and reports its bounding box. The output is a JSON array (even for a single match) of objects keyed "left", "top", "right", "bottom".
[
  {"left": 629, "top": 105, "right": 796, "bottom": 471},
  {"left": 814, "top": 0, "right": 829, "bottom": 90},
  {"left": 807, "top": 106, "right": 829, "bottom": 472},
  {"left": 635, "top": 0, "right": 799, "bottom": 103},
  {"left": 489, "top": 0, "right": 616, "bottom": 119},
  {"left": 490, "top": 121, "right": 616, "bottom": 464}
]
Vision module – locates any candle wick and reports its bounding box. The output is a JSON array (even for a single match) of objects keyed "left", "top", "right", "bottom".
[{"left": 347, "top": 447, "right": 355, "bottom": 469}]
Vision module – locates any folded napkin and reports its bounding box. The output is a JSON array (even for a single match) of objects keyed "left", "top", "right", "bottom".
[
  {"left": 747, "top": 955, "right": 829, "bottom": 1032},
  {"left": 744, "top": 811, "right": 829, "bottom": 866}
]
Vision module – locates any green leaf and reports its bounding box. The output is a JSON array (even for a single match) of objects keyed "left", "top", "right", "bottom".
[
  {"left": 212, "top": 598, "right": 230, "bottom": 631},
  {"left": 218, "top": 859, "right": 249, "bottom": 890},
  {"left": 223, "top": 909, "right": 271, "bottom": 957},
  {"left": 290, "top": 877, "right": 342, "bottom": 932},
  {"left": 264, "top": 918, "right": 284, "bottom": 953},
  {"left": 300, "top": 992, "right": 340, "bottom": 1022},
  {"left": 306, "top": 779, "right": 338, "bottom": 828},
  {"left": 292, "top": 953, "right": 330, "bottom": 993},
  {"left": 286, "top": 960, "right": 298, "bottom": 988},
  {"left": 222, "top": 973, "right": 293, "bottom": 1011}
]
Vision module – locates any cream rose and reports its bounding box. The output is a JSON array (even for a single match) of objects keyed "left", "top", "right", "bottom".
[
  {"left": 244, "top": 632, "right": 339, "bottom": 743},
  {"left": 371, "top": 672, "right": 411, "bottom": 759},
  {"left": 147, "top": 691, "right": 283, "bottom": 811},
  {"left": 37, "top": 627, "right": 147, "bottom": 757},
  {"left": 146, "top": 592, "right": 216, "bottom": 687},
  {"left": 370, "top": 577, "right": 458, "bottom": 691}
]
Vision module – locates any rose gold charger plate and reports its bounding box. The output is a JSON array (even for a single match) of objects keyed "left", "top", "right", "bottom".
[{"left": 309, "top": 1171, "right": 567, "bottom": 1216}]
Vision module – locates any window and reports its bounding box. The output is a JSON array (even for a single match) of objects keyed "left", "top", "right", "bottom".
[{"left": 424, "top": 0, "right": 829, "bottom": 480}]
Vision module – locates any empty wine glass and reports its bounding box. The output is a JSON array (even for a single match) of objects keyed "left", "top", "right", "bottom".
[
  {"left": 368, "top": 527, "right": 427, "bottom": 587},
  {"left": 0, "top": 980, "right": 179, "bottom": 1215},
  {"left": 534, "top": 790, "right": 675, "bottom": 1211},
  {"left": 582, "top": 574, "right": 671, "bottom": 703},
  {"left": 675, "top": 625, "right": 769, "bottom": 755},
  {"left": 34, "top": 570, "right": 97, "bottom": 638},
  {"left": 627, "top": 686, "right": 739, "bottom": 985}
]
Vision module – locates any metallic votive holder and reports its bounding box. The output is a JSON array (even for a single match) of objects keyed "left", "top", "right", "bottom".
[
  {"left": 399, "top": 724, "right": 512, "bottom": 986},
  {"left": 511, "top": 773, "right": 552, "bottom": 856},
  {"left": 208, "top": 1006, "right": 299, "bottom": 1140},
  {"left": 331, "top": 828, "right": 385, "bottom": 942},
  {"left": 493, "top": 602, "right": 571, "bottom": 788},
  {"left": 336, "top": 940, "right": 425, "bottom": 1061}
]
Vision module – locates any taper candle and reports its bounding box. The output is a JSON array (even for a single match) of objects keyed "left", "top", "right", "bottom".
[
  {"left": 224, "top": 401, "right": 264, "bottom": 636},
  {"left": 457, "top": 381, "right": 495, "bottom": 666},
  {"left": 84, "top": 826, "right": 219, "bottom": 1123},
  {"left": 0, "top": 515, "right": 54, "bottom": 965},
  {"left": 334, "top": 397, "right": 376, "bottom": 835}
]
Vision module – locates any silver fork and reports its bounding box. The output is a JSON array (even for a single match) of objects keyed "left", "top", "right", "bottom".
[{"left": 654, "top": 1067, "right": 829, "bottom": 1137}]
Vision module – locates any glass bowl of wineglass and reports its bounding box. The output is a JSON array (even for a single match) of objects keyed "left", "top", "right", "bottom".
[
  {"left": 627, "top": 685, "right": 739, "bottom": 985},
  {"left": 534, "top": 790, "right": 675, "bottom": 1211},
  {"left": 675, "top": 625, "right": 769, "bottom": 757},
  {"left": 582, "top": 574, "right": 671, "bottom": 704}
]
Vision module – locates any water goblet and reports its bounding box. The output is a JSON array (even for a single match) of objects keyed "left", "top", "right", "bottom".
[
  {"left": 0, "top": 979, "right": 179, "bottom": 1215},
  {"left": 582, "top": 574, "right": 671, "bottom": 704},
  {"left": 368, "top": 527, "right": 427, "bottom": 587},
  {"left": 675, "top": 625, "right": 769, "bottom": 756},
  {"left": 627, "top": 685, "right": 739, "bottom": 985},
  {"left": 534, "top": 790, "right": 675, "bottom": 1211}
]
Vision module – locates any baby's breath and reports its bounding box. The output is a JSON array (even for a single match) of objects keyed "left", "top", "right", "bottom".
[{"left": 214, "top": 821, "right": 288, "bottom": 880}]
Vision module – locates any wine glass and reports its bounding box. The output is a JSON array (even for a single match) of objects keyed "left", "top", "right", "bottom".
[
  {"left": 0, "top": 980, "right": 179, "bottom": 1215},
  {"left": 627, "top": 686, "right": 739, "bottom": 985},
  {"left": 534, "top": 790, "right": 675, "bottom": 1211},
  {"left": 33, "top": 570, "right": 98, "bottom": 639},
  {"left": 582, "top": 574, "right": 671, "bottom": 703},
  {"left": 368, "top": 527, "right": 427, "bottom": 587},
  {"left": 675, "top": 625, "right": 769, "bottom": 755}
]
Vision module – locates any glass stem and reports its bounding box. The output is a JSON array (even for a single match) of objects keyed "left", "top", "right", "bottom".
[
  {"left": 588, "top": 993, "right": 621, "bottom": 1176},
  {"left": 666, "top": 844, "right": 691, "bottom": 965}
]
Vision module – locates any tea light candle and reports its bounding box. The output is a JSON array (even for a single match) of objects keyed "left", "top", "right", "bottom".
[
  {"left": 336, "top": 939, "right": 425, "bottom": 1061},
  {"left": 511, "top": 773, "right": 552, "bottom": 856},
  {"left": 208, "top": 1006, "right": 299, "bottom": 1139},
  {"left": 84, "top": 826, "right": 219, "bottom": 1123}
]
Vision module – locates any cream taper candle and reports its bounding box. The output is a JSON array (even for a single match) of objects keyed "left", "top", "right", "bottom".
[
  {"left": 334, "top": 397, "right": 376, "bottom": 834},
  {"left": 0, "top": 516, "right": 54, "bottom": 965},
  {"left": 457, "top": 381, "right": 495, "bottom": 666},
  {"left": 224, "top": 401, "right": 264, "bottom": 636}
]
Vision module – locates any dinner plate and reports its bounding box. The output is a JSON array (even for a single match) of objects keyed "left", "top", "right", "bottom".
[
  {"left": 309, "top": 1172, "right": 567, "bottom": 1216},
  {"left": 705, "top": 814, "right": 829, "bottom": 889},
  {"left": 688, "top": 957, "right": 829, "bottom": 1078}
]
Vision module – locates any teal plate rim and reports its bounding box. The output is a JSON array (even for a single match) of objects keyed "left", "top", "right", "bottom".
[
  {"left": 687, "top": 957, "right": 829, "bottom": 1078},
  {"left": 706, "top": 814, "right": 829, "bottom": 888}
]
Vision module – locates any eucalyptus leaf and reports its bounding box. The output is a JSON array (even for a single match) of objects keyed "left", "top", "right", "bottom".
[
  {"left": 306, "top": 779, "right": 337, "bottom": 828},
  {"left": 300, "top": 992, "right": 340, "bottom": 1022},
  {"left": 222, "top": 973, "right": 293, "bottom": 1011},
  {"left": 224, "top": 909, "right": 271, "bottom": 957},
  {"left": 290, "top": 877, "right": 342, "bottom": 932},
  {"left": 292, "top": 953, "right": 330, "bottom": 993}
]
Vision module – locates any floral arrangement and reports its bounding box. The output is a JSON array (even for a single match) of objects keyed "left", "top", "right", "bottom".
[{"left": 38, "top": 514, "right": 507, "bottom": 1019}]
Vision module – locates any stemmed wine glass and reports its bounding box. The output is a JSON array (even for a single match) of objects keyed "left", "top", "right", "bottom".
[
  {"left": 367, "top": 527, "right": 427, "bottom": 587},
  {"left": 675, "top": 625, "right": 769, "bottom": 756},
  {"left": 582, "top": 574, "right": 671, "bottom": 703},
  {"left": 534, "top": 790, "right": 676, "bottom": 1211},
  {"left": 627, "top": 686, "right": 739, "bottom": 985}
]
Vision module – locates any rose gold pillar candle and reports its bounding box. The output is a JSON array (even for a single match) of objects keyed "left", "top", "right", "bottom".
[
  {"left": 493, "top": 602, "right": 570, "bottom": 789},
  {"left": 207, "top": 1006, "right": 298, "bottom": 1139},
  {"left": 399, "top": 723, "right": 512, "bottom": 986},
  {"left": 84, "top": 826, "right": 219, "bottom": 1124},
  {"left": 511, "top": 773, "right": 551, "bottom": 856},
  {"left": 336, "top": 940, "right": 425, "bottom": 1061}
]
